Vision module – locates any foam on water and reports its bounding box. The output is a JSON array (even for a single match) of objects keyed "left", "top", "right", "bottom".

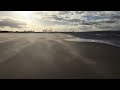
[{"left": 64, "top": 38, "right": 120, "bottom": 48}]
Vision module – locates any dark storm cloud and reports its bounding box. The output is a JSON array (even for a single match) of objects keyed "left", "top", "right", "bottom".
[
  {"left": 0, "top": 18, "right": 26, "bottom": 28},
  {"left": 95, "top": 25, "right": 120, "bottom": 30},
  {"left": 80, "top": 22, "right": 91, "bottom": 25},
  {"left": 90, "top": 20, "right": 116, "bottom": 25},
  {"left": 111, "top": 15, "right": 120, "bottom": 19},
  {"left": 100, "top": 20, "right": 116, "bottom": 23}
]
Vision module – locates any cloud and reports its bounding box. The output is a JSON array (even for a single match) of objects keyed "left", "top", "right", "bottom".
[
  {"left": 58, "top": 11, "right": 71, "bottom": 15},
  {"left": 35, "top": 11, "right": 84, "bottom": 22},
  {"left": 0, "top": 11, "right": 14, "bottom": 16},
  {"left": 75, "top": 11, "right": 85, "bottom": 14},
  {"left": 0, "top": 18, "right": 26, "bottom": 28},
  {"left": 80, "top": 22, "right": 91, "bottom": 25},
  {"left": 0, "top": 11, "right": 120, "bottom": 31},
  {"left": 34, "top": 11, "right": 120, "bottom": 31},
  {"left": 66, "top": 19, "right": 80, "bottom": 22},
  {"left": 111, "top": 15, "right": 120, "bottom": 19},
  {"left": 47, "top": 15, "right": 63, "bottom": 21},
  {"left": 90, "top": 19, "right": 116, "bottom": 25}
]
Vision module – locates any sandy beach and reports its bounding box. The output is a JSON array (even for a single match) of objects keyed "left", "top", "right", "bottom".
[{"left": 0, "top": 33, "right": 119, "bottom": 79}]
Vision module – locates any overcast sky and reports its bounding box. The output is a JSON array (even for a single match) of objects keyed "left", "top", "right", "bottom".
[{"left": 0, "top": 11, "right": 120, "bottom": 32}]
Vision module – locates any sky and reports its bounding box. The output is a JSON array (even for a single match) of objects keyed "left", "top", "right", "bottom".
[{"left": 0, "top": 11, "right": 120, "bottom": 32}]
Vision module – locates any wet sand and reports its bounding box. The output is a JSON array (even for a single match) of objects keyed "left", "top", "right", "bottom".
[{"left": 68, "top": 41, "right": 120, "bottom": 79}]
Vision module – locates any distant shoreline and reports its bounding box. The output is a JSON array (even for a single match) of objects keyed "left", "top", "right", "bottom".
[
  {"left": 0, "top": 31, "right": 120, "bottom": 33},
  {"left": 0, "top": 31, "right": 120, "bottom": 35}
]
